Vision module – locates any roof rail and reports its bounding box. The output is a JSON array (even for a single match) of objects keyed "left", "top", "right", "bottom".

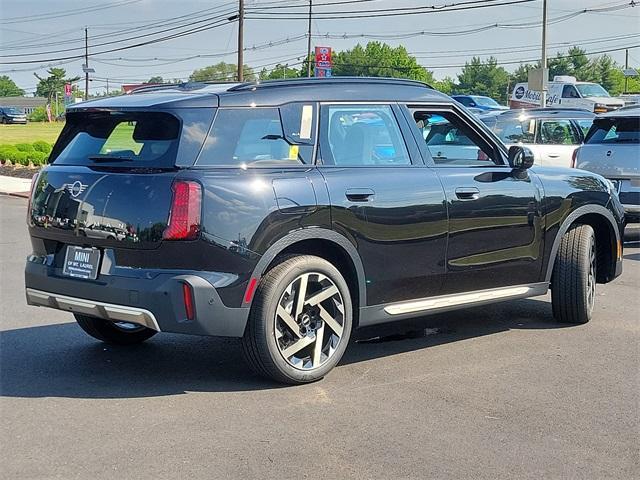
[
  {"left": 227, "top": 76, "right": 433, "bottom": 92},
  {"left": 128, "top": 82, "right": 212, "bottom": 94},
  {"left": 525, "top": 107, "right": 593, "bottom": 112}
]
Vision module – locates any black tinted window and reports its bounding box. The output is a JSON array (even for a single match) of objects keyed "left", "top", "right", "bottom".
[
  {"left": 197, "top": 105, "right": 315, "bottom": 166},
  {"left": 320, "top": 105, "right": 410, "bottom": 166},
  {"left": 51, "top": 111, "right": 181, "bottom": 167},
  {"left": 585, "top": 117, "right": 640, "bottom": 144}
]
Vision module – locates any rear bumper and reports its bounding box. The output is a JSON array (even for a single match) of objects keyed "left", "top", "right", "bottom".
[
  {"left": 25, "top": 260, "right": 250, "bottom": 337},
  {"left": 26, "top": 288, "right": 161, "bottom": 331}
]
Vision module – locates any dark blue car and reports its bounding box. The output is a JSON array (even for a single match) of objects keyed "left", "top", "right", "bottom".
[{"left": 452, "top": 94, "right": 508, "bottom": 112}]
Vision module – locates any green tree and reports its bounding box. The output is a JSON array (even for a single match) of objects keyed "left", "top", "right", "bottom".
[
  {"left": 34, "top": 68, "right": 80, "bottom": 102},
  {"left": 189, "top": 62, "right": 255, "bottom": 82},
  {"left": 433, "top": 76, "right": 456, "bottom": 95},
  {"left": 511, "top": 63, "right": 537, "bottom": 84},
  {"left": 457, "top": 57, "right": 510, "bottom": 103},
  {"left": 0, "top": 75, "right": 23, "bottom": 96},
  {"left": 589, "top": 55, "right": 618, "bottom": 93},
  {"left": 511, "top": 47, "right": 628, "bottom": 95},
  {"left": 610, "top": 67, "right": 640, "bottom": 95},
  {"left": 259, "top": 63, "right": 300, "bottom": 80},
  {"left": 146, "top": 75, "right": 164, "bottom": 84},
  {"left": 331, "top": 42, "right": 435, "bottom": 83}
]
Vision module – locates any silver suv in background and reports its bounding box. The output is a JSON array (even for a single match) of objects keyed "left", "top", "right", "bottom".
[
  {"left": 480, "top": 108, "right": 595, "bottom": 168},
  {"left": 574, "top": 106, "right": 640, "bottom": 222}
]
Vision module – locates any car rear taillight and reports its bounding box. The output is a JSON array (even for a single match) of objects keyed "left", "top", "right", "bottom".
[
  {"left": 163, "top": 180, "right": 201, "bottom": 240},
  {"left": 571, "top": 149, "right": 578, "bottom": 168},
  {"left": 26, "top": 173, "right": 39, "bottom": 224}
]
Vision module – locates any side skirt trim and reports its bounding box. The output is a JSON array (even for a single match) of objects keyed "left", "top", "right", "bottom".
[{"left": 359, "top": 282, "right": 548, "bottom": 327}]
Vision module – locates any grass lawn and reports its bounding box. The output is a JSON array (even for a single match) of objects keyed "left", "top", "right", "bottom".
[{"left": 0, "top": 122, "right": 64, "bottom": 144}]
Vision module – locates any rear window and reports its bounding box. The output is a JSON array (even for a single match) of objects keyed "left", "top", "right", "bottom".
[
  {"left": 585, "top": 117, "right": 640, "bottom": 144},
  {"left": 50, "top": 109, "right": 215, "bottom": 168}
]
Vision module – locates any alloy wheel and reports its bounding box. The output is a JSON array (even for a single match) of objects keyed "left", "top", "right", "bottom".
[{"left": 274, "top": 272, "right": 345, "bottom": 370}]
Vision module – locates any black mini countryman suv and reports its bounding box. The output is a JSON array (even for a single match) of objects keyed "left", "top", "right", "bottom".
[{"left": 25, "top": 78, "right": 624, "bottom": 384}]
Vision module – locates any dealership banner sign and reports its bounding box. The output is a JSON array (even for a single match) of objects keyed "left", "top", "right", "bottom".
[{"left": 315, "top": 46, "right": 332, "bottom": 77}]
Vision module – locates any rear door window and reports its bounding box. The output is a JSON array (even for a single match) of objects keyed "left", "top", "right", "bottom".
[
  {"left": 537, "top": 119, "right": 580, "bottom": 145},
  {"left": 319, "top": 105, "right": 411, "bottom": 166},
  {"left": 197, "top": 103, "right": 316, "bottom": 166}
]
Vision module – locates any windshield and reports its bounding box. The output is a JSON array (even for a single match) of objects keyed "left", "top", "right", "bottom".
[
  {"left": 575, "top": 83, "right": 610, "bottom": 98},
  {"left": 483, "top": 115, "right": 535, "bottom": 144},
  {"left": 5, "top": 108, "right": 24, "bottom": 115},
  {"left": 585, "top": 117, "right": 640, "bottom": 144},
  {"left": 473, "top": 96, "right": 500, "bottom": 107}
]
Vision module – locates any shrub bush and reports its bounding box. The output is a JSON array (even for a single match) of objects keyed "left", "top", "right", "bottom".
[
  {"left": 0, "top": 145, "right": 19, "bottom": 163},
  {"left": 12, "top": 151, "right": 30, "bottom": 166},
  {"left": 28, "top": 151, "right": 48, "bottom": 165},
  {"left": 15, "top": 143, "right": 35, "bottom": 153},
  {"left": 28, "top": 106, "right": 48, "bottom": 122},
  {"left": 32, "top": 141, "right": 53, "bottom": 154}
]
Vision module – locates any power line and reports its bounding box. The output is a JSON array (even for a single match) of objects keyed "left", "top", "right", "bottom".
[
  {"left": 0, "top": 0, "right": 145, "bottom": 25},
  {"left": 246, "top": 0, "right": 537, "bottom": 19},
  {"left": 0, "top": 18, "right": 237, "bottom": 65},
  {"left": 0, "top": 9, "right": 238, "bottom": 58}
]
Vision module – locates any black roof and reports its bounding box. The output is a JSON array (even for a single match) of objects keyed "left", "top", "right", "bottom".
[{"left": 67, "top": 77, "right": 451, "bottom": 110}]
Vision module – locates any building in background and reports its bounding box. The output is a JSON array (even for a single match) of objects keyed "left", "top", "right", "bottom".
[{"left": 0, "top": 97, "right": 47, "bottom": 115}]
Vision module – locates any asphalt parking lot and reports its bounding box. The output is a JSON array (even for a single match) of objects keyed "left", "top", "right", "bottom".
[{"left": 1, "top": 194, "right": 638, "bottom": 479}]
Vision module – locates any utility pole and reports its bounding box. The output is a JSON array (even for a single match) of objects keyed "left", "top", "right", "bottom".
[
  {"left": 237, "top": 0, "right": 244, "bottom": 82},
  {"left": 307, "top": 0, "right": 312, "bottom": 77},
  {"left": 540, "top": 0, "right": 548, "bottom": 108},
  {"left": 625, "top": 48, "right": 629, "bottom": 94},
  {"left": 84, "top": 27, "right": 89, "bottom": 101},
  {"left": 106, "top": 78, "right": 110, "bottom": 96}
]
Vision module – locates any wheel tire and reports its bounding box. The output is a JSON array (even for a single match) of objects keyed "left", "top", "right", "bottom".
[
  {"left": 242, "top": 255, "right": 353, "bottom": 384},
  {"left": 75, "top": 314, "right": 157, "bottom": 345},
  {"left": 551, "top": 224, "right": 597, "bottom": 324}
]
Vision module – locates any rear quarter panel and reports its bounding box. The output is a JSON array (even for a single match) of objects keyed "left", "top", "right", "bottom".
[{"left": 183, "top": 167, "right": 332, "bottom": 306}]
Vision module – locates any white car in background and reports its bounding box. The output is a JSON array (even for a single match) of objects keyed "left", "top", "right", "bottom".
[{"left": 480, "top": 108, "right": 595, "bottom": 167}]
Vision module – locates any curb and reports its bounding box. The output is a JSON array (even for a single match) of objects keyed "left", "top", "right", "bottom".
[{"left": 0, "top": 191, "right": 30, "bottom": 199}]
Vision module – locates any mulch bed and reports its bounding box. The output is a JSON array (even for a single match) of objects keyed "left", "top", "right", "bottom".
[{"left": 0, "top": 163, "right": 39, "bottom": 179}]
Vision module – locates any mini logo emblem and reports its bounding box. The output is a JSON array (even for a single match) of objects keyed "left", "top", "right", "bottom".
[
  {"left": 514, "top": 86, "right": 525, "bottom": 99},
  {"left": 64, "top": 181, "right": 88, "bottom": 198}
]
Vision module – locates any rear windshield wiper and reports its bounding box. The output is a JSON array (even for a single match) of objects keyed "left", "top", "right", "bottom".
[{"left": 88, "top": 155, "right": 134, "bottom": 162}]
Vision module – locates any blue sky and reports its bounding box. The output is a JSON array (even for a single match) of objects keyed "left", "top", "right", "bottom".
[{"left": 1, "top": 0, "right": 639, "bottom": 95}]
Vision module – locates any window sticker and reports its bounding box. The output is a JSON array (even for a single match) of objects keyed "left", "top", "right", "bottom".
[{"left": 300, "top": 105, "right": 313, "bottom": 140}]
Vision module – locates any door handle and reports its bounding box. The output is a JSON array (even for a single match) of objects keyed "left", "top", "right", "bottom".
[
  {"left": 455, "top": 187, "right": 480, "bottom": 200},
  {"left": 345, "top": 188, "right": 375, "bottom": 202},
  {"left": 548, "top": 153, "right": 560, "bottom": 158}
]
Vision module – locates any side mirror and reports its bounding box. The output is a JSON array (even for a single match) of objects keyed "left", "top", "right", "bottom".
[{"left": 508, "top": 145, "right": 535, "bottom": 170}]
